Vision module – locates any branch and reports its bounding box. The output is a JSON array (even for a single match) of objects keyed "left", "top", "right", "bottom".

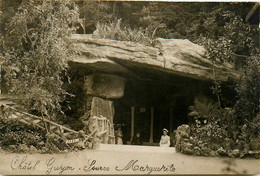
[{"left": 231, "top": 53, "right": 250, "bottom": 58}]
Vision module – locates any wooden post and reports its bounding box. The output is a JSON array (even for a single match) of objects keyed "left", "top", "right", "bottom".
[
  {"left": 149, "top": 106, "right": 154, "bottom": 144},
  {"left": 130, "top": 106, "right": 135, "bottom": 144},
  {"left": 170, "top": 106, "right": 173, "bottom": 133}
]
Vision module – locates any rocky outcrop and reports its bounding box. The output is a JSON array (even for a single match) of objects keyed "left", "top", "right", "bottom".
[
  {"left": 70, "top": 34, "right": 239, "bottom": 81},
  {"left": 85, "top": 73, "right": 126, "bottom": 99}
]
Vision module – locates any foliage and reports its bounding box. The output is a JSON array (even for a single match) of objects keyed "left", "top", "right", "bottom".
[
  {"left": 77, "top": 1, "right": 113, "bottom": 34},
  {"left": 188, "top": 97, "right": 233, "bottom": 148},
  {"left": 188, "top": 97, "right": 218, "bottom": 120},
  {"left": 188, "top": 92, "right": 259, "bottom": 157},
  {"left": 0, "top": 118, "right": 46, "bottom": 150},
  {"left": 234, "top": 57, "right": 260, "bottom": 125},
  {"left": 132, "top": 4, "right": 168, "bottom": 39},
  {"left": 93, "top": 19, "right": 152, "bottom": 46},
  {"left": 1, "top": 0, "right": 81, "bottom": 121},
  {"left": 196, "top": 10, "right": 259, "bottom": 63}
]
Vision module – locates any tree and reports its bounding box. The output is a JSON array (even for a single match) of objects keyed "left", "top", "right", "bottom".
[{"left": 1, "top": 0, "right": 81, "bottom": 131}]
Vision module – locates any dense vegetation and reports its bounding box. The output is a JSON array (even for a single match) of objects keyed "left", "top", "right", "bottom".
[
  {"left": 0, "top": 1, "right": 259, "bottom": 156},
  {"left": 1, "top": 0, "right": 81, "bottom": 125}
]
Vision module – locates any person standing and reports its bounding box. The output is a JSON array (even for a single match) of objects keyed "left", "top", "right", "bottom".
[
  {"left": 115, "top": 125, "right": 123, "bottom": 145},
  {"left": 159, "top": 128, "right": 170, "bottom": 147}
]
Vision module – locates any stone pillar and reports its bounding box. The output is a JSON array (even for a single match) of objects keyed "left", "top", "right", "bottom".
[
  {"left": 83, "top": 73, "right": 126, "bottom": 144},
  {"left": 84, "top": 73, "right": 126, "bottom": 121},
  {"left": 90, "top": 97, "right": 115, "bottom": 124},
  {"left": 149, "top": 106, "right": 154, "bottom": 144},
  {"left": 130, "top": 106, "right": 135, "bottom": 144}
]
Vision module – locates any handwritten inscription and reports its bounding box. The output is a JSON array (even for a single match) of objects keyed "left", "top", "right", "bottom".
[
  {"left": 46, "top": 157, "right": 75, "bottom": 175},
  {"left": 83, "top": 159, "right": 110, "bottom": 172},
  {"left": 115, "top": 160, "right": 175, "bottom": 174},
  {"left": 10, "top": 156, "right": 175, "bottom": 175},
  {"left": 11, "top": 156, "right": 40, "bottom": 170}
]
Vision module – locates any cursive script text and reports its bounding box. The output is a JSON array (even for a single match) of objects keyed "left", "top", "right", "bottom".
[
  {"left": 115, "top": 160, "right": 175, "bottom": 174},
  {"left": 11, "top": 156, "right": 40, "bottom": 170}
]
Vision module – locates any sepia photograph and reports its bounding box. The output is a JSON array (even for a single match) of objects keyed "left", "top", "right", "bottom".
[{"left": 0, "top": 0, "right": 259, "bottom": 175}]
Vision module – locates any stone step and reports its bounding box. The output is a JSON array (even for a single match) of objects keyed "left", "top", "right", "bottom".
[{"left": 97, "top": 144, "right": 176, "bottom": 153}]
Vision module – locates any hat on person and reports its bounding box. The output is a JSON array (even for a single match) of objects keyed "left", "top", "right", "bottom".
[{"left": 162, "top": 128, "right": 169, "bottom": 133}]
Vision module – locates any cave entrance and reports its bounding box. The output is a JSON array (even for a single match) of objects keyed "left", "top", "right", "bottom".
[{"left": 114, "top": 75, "right": 210, "bottom": 146}]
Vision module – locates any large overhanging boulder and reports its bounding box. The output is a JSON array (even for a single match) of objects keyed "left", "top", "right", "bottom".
[{"left": 70, "top": 34, "right": 240, "bottom": 81}]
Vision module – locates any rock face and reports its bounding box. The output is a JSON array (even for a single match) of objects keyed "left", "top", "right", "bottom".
[
  {"left": 70, "top": 34, "right": 239, "bottom": 81},
  {"left": 69, "top": 34, "right": 241, "bottom": 146},
  {"left": 85, "top": 73, "right": 126, "bottom": 99}
]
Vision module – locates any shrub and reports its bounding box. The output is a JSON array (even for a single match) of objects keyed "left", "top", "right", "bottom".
[
  {"left": 0, "top": 118, "right": 46, "bottom": 150},
  {"left": 234, "top": 57, "right": 260, "bottom": 125},
  {"left": 93, "top": 19, "right": 152, "bottom": 46}
]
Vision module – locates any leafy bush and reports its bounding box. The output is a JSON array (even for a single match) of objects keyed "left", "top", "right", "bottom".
[
  {"left": 186, "top": 92, "right": 259, "bottom": 158},
  {"left": 188, "top": 98, "right": 232, "bottom": 150},
  {"left": 93, "top": 19, "right": 152, "bottom": 46},
  {"left": 188, "top": 97, "right": 218, "bottom": 121}
]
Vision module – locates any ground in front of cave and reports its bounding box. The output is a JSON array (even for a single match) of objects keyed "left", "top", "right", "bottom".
[{"left": 0, "top": 144, "right": 259, "bottom": 175}]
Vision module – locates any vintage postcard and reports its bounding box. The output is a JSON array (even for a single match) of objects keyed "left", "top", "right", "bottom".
[{"left": 0, "top": 0, "right": 259, "bottom": 175}]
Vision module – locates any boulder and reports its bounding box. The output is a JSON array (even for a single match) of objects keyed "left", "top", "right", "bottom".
[
  {"left": 70, "top": 34, "right": 239, "bottom": 81},
  {"left": 175, "top": 125, "right": 191, "bottom": 153},
  {"left": 85, "top": 73, "right": 126, "bottom": 99}
]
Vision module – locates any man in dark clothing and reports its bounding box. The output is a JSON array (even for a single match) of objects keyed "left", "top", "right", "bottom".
[{"left": 131, "top": 132, "right": 143, "bottom": 145}]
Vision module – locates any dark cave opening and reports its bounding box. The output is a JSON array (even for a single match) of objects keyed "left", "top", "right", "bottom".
[{"left": 114, "top": 74, "right": 212, "bottom": 145}]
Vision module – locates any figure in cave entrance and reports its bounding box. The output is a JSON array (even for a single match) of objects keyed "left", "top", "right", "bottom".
[
  {"left": 115, "top": 125, "right": 123, "bottom": 145},
  {"left": 131, "top": 132, "right": 143, "bottom": 145},
  {"left": 160, "top": 128, "right": 170, "bottom": 147}
]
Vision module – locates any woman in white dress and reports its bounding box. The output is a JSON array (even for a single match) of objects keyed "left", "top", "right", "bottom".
[
  {"left": 159, "top": 128, "right": 170, "bottom": 147},
  {"left": 115, "top": 126, "right": 123, "bottom": 145}
]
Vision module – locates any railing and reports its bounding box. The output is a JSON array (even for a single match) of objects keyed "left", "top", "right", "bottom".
[
  {"left": 0, "top": 104, "right": 95, "bottom": 146},
  {"left": 89, "top": 115, "right": 115, "bottom": 144},
  {"left": 0, "top": 95, "right": 114, "bottom": 146}
]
